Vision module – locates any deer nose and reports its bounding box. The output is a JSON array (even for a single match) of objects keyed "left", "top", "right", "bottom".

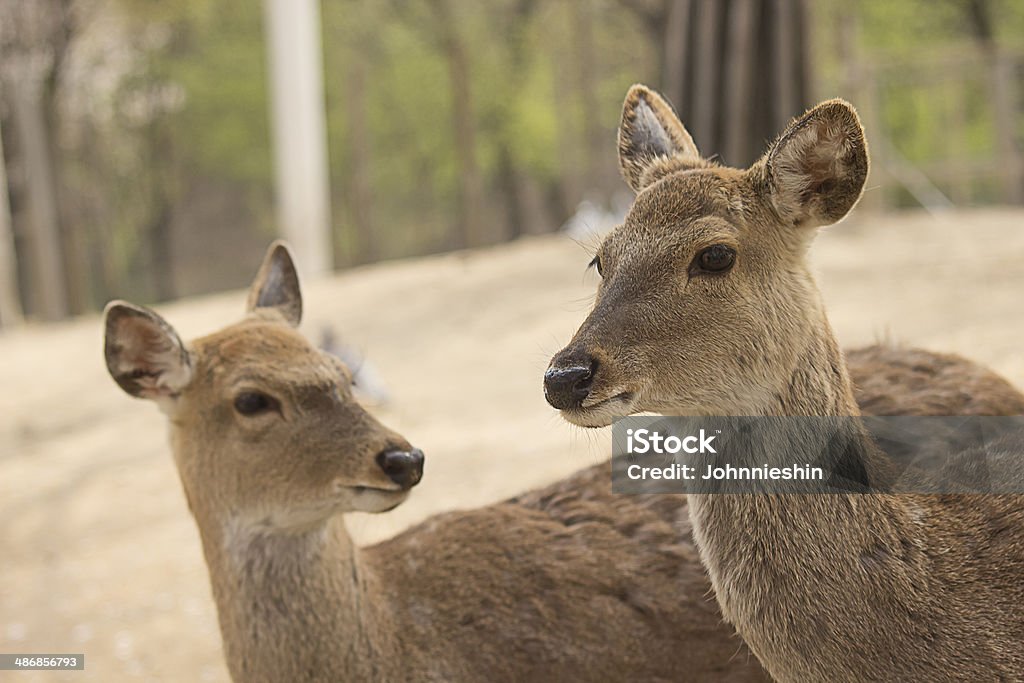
[
  {"left": 544, "top": 355, "right": 597, "bottom": 410},
  {"left": 376, "top": 448, "right": 425, "bottom": 489}
]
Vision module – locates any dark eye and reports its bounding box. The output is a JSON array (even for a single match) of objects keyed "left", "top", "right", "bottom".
[
  {"left": 233, "top": 391, "right": 279, "bottom": 416},
  {"left": 589, "top": 254, "right": 603, "bottom": 276},
  {"left": 693, "top": 245, "right": 736, "bottom": 275}
]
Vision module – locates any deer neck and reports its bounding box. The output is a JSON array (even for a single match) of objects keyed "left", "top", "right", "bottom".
[
  {"left": 766, "top": 315, "right": 858, "bottom": 419},
  {"left": 687, "top": 309, "right": 917, "bottom": 679},
  {"left": 192, "top": 510, "right": 387, "bottom": 683},
  {"left": 695, "top": 308, "right": 891, "bottom": 484}
]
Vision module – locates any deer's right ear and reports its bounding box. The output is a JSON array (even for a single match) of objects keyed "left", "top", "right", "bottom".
[
  {"left": 104, "top": 301, "right": 192, "bottom": 400},
  {"left": 246, "top": 241, "right": 302, "bottom": 327},
  {"left": 618, "top": 84, "right": 703, "bottom": 193}
]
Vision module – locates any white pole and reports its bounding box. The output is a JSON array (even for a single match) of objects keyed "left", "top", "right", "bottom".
[{"left": 263, "top": 0, "right": 333, "bottom": 278}]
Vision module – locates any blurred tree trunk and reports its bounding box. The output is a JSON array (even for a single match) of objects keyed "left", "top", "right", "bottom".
[
  {"left": 1, "top": 0, "right": 86, "bottom": 319},
  {"left": 496, "top": 1, "right": 526, "bottom": 240},
  {"left": 496, "top": 0, "right": 546, "bottom": 239},
  {"left": 554, "top": 27, "right": 583, "bottom": 220},
  {"left": 431, "top": 0, "right": 483, "bottom": 249},
  {"left": 575, "top": 1, "right": 602, "bottom": 194},
  {"left": 555, "top": 2, "right": 597, "bottom": 221},
  {"left": 0, "top": 114, "right": 24, "bottom": 327},
  {"left": 140, "top": 115, "right": 178, "bottom": 302},
  {"left": 662, "top": 0, "right": 690, "bottom": 111},
  {"left": 44, "top": 0, "right": 90, "bottom": 314},
  {"left": 497, "top": 148, "right": 525, "bottom": 240},
  {"left": 11, "top": 73, "right": 67, "bottom": 321},
  {"left": 622, "top": 0, "right": 811, "bottom": 168},
  {"left": 688, "top": 0, "right": 726, "bottom": 156},
  {"left": 722, "top": 0, "right": 755, "bottom": 165},
  {"left": 75, "top": 118, "right": 117, "bottom": 305},
  {"left": 963, "top": 0, "right": 994, "bottom": 44}
]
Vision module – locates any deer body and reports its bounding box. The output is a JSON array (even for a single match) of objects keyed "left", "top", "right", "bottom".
[
  {"left": 547, "top": 85, "right": 1024, "bottom": 681},
  {"left": 688, "top": 340, "right": 1024, "bottom": 681},
  {"left": 847, "top": 345, "right": 1024, "bottom": 417},
  {"left": 104, "top": 243, "right": 770, "bottom": 683},
  {"left": 192, "top": 459, "right": 771, "bottom": 683}
]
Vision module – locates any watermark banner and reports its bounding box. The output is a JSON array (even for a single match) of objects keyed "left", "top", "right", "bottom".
[{"left": 611, "top": 416, "right": 1024, "bottom": 494}]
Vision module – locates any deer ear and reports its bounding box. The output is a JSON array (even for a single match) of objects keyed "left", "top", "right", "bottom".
[
  {"left": 759, "top": 99, "right": 869, "bottom": 228},
  {"left": 104, "top": 301, "right": 192, "bottom": 400},
  {"left": 618, "top": 84, "right": 703, "bottom": 193},
  {"left": 246, "top": 241, "right": 302, "bottom": 327}
]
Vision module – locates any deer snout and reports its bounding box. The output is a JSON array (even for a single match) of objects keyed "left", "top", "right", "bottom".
[
  {"left": 544, "top": 351, "right": 597, "bottom": 410},
  {"left": 376, "top": 448, "right": 425, "bottom": 490}
]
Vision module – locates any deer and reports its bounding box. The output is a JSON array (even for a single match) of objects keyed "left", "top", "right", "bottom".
[
  {"left": 103, "top": 250, "right": 1023, "bottom": 683},
  {"left": 104, "top": 242, "right": 776, "bottom": 683},
  {"left": 544, "top": 84, "right": 1024, "bottom": 681}
]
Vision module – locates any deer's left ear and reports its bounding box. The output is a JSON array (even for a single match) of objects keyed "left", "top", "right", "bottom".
[
  {"left": 757, "top": 99, "right": 869, "bottom": 229},
  {"left": 246, "top": 241, "right": 302, "bottom": 327},
  {"left": 617, "top": 84, "right": 705, "bottom": 193}
]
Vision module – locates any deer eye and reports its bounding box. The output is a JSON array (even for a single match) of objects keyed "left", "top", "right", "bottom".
[
  {"left": 693, "top": 245, "right": 736, "bottom": 275},
  {"left": 233, "top": 391, "right": 279, "bottom": 416},
  {"left": 588, "top": 254, "right": 603, "bottom": 277}
]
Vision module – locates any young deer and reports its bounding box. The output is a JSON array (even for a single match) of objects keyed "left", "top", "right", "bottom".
[
  {"left": 545, "top": 85, "right": 1024, "bottom": 681},
  {"left": 104, "top": 243, "right": 772, "bottom": 683}
]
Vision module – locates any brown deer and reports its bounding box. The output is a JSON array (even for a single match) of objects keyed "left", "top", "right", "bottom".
[
  {"left": 545, "top": 84, "right": 1024, "bottom": 681},
  {"left": 104, "top": 242, "right": 772, "bottom": 683}
]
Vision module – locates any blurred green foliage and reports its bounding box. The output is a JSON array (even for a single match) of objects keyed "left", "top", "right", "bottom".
[
  {"left": 815, "top": 0, "right": 1024, "bottom": 207},
  {"left": 6, "top": 0, "right": 1022, "bottom": 313}
]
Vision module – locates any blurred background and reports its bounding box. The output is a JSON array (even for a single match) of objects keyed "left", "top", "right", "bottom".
[
  {"left": 1, "top": 0, "right": 1023, "bottom": 324},
  {"left": 3, "top": 1, "right": 1024, "bottom": 681}
]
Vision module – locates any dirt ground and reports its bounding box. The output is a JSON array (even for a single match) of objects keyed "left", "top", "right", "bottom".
[{"left": 2, "top": 208, "right": 1024, "bottom": 682}]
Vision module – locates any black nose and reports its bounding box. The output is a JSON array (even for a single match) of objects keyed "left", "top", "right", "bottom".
[
  {"left": 376, "top": 448, "right": 425, "bottom": 489},
  {"left": 544, "top": 354, "right": 597, "bottom": 410}
]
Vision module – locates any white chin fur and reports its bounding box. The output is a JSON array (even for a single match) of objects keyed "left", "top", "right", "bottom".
[
  {"left": 560, "top": 398, "right": 635, "bottom": 428},
  {"left": 348, "top": 488, "right": 409, "bottom": 513}
]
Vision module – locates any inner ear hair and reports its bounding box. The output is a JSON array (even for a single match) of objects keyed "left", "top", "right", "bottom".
[
  {"left": 763, "top": 99, "right": 869, "bottom": 227},
  {"left": 618, "top": 84, "right": 708, "bottom": 193},
  {"left": 104, "top": 301, "right": 193, "bottom": 400},
  {"left": 246, "top": 241, "right": 302, "bottom": 327}
]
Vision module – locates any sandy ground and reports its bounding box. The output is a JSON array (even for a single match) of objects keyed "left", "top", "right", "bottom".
[{"left": 2, "top": 207, "right": 1024, "bottom": 682}]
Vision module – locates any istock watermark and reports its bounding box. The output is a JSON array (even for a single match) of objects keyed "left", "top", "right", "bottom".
[
  {"left": 610, "top": 415, "right": 1024, "bottom": 494},
  {"left": 625, "top": 428, "right": 718, "bottom": 454}
]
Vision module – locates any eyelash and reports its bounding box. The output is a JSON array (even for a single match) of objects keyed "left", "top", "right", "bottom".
[{"left": 589, "top": 255, "right": 603, "bottom": 276}]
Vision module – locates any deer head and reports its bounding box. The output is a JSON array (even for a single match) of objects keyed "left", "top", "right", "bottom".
[
  {"left": 545, "top": 85, "right": 868, "bottom": 426},
  {"left": 104, "top": 242, "right": 424, "bottom": 531}
]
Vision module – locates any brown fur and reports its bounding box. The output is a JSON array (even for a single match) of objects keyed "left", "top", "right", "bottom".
[
  {"left": 549, "top": 84, "right": 1024, "bottom": 681},
  {"left": 104, "top": 243, "right": 770, "bottom": 683},
  {"left": 849, "top": 344, "right": 1024, "bottom": 417}
]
